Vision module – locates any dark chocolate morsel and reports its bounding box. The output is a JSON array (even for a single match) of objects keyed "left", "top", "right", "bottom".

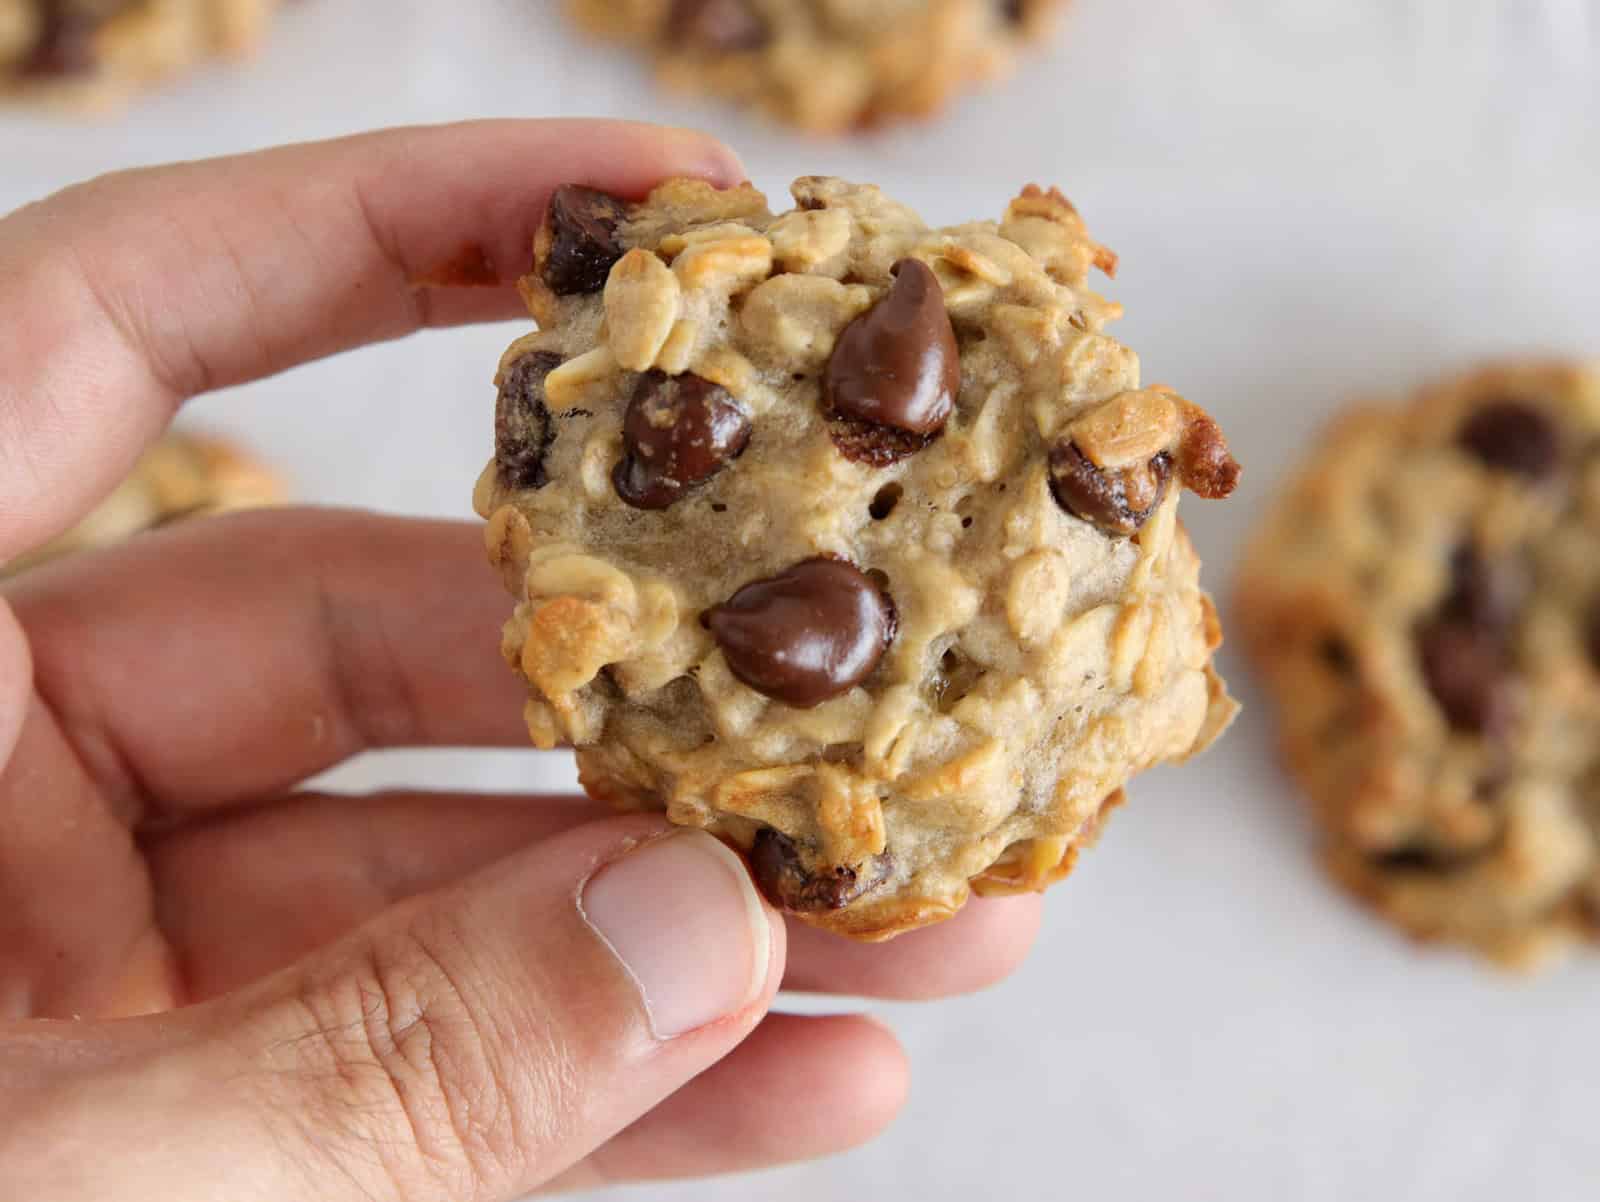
[
  {"left": 1416, "top": 618, "right": 1509, "bottom": 735},
  {"left": 824, "top": 259, "right": 960, "bottom": 438},
  {"left": 667, "top": 0, "right": 771, "bottom": 51},
  {"left": 495, "top": 351, "right": 563, "bottom": 490},
  {"left": 706, "top": 557, "right": 897, "bottom": 708},
  {"left": 614, "top": 373, "right": 751, "bottom": 509},
  {"left": 1048, "top": 443, "right": 1174, "bottom": 536},
  {"left": 1415, "top": 543, "right": 1524, "bottom": 734},
  {"left": 749, "top": 828, "right": 891, "bottom": 912},
  {"left": 1439, "top": 544, "right": 1524, "bottom": 631},
  {"left": 21, "top": 1, "right": 130, "bottom": 77},
  {"left": 1372, "top": 844, "right": 1473, "bottom": 875},
  {"left": 540, "top": 185, "right": 628, "bottom": 296},
  {"left": 1318, "top": 635, "right": 1356, "bottom": 675},
  {"left": 1458, "top": 400, "right": 1559, "bottom": 479}
]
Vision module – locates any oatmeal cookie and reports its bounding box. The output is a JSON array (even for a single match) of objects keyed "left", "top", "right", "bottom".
[
  {"left": 565, "top": 0, "right": 1069, "bottom": 135},
  {"left": 474, "top": 175, "right": 1238, "bottom": 939},
  {"left": 1239, "top": 363, "right": 1600, "bottom": 967},
  {"left": 1, "top": 0, "right": 278, "bottom": 108},
  {"left": 4, "top": 431, "right": 284, "bottom": 575}
]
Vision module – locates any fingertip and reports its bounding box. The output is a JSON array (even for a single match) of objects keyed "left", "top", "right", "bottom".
[
  {"left": 669, "top": 126, "right": 748, "bottom": 187},
  {"left": 784, "top": 892, "right": 1045, "bottom": 1001},
  {"left": 833, "top": 1014, "right": 911, "bottom": 1146},
  {"left": 954, "top": 893, "right": 1046, "bottom": 992},
  {"left": 724, "top": 1013, "right": 910, "bottom": 1158}
]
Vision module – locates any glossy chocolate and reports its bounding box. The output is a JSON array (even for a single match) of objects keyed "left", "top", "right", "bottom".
[
  {"left": 749, "top": 828, "right": 890, "bottom": 912},
  {"left": 824, "top": 259, "right": 960, "bottom": 438},
  {"left": 1048, "top": 442, "right": 1173, "bottom": 536},
  {"left": 540, "top": 185, "right": 628, "bottom": 296},
  {"left": 614, "top": 373, "right": 752, "bottom": 509},
  {"left": 706, "top": 557, "right": 897, "bottom": 708}
]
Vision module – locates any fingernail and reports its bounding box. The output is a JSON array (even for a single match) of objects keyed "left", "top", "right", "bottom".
[
  {"left": 666, "top": 126, "right": 747, "bottom": 186},
  {"left": 581, "top": 830, "right": 772, "bottom": 1040}
]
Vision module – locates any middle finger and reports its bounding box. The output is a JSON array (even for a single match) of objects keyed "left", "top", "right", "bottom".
[
  {"left": 146, "top": 789, "right": 1043, "bottom": 1003},
  {"left": 6, "top": 507, "right": 529, "bottom": 821}
]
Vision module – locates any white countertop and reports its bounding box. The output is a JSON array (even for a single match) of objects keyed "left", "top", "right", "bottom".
[{"left": 5, "top": 2, "right": 1598, "bottom": 1199}]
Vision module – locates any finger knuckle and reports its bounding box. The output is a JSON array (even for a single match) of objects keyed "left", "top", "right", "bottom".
[{"left": 275, "top": 917, "right": 573, "bottom": 1199}]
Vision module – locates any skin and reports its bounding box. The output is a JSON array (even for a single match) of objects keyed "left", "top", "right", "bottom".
[{"left": 0, "top": 120, "right": 1044, "bottom": 1201}]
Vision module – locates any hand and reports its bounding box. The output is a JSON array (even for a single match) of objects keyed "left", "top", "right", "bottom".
[{"left": 0, "top": 121, "right": 1043, "bottom": 1201}]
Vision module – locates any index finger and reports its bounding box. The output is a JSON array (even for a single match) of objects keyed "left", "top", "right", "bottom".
[{"left": 0, "top": 119, "right": 745, "bottom": 559}]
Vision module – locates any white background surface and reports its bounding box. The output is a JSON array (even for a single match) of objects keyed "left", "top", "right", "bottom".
[{"left": 5, "top": 2, "right": 1600, "bottom": 1199}]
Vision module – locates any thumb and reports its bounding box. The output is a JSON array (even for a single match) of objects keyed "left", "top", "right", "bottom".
[
  {"left": 0, "top": 599, "right": 30, "bottom": 769},
  {"left": 8, "top": 817, "right": 784, "bottom": 1202}
]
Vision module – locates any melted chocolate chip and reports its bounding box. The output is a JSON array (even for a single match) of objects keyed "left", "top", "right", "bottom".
[
  {"left": 1318, "top": 635, "right": 1356, "bottom": 675},
  {"left": 824, "top": 259, "right": 960, "bottom": 439},
  {"left": 667, "top": 0, "right": 770, "bottom": 51},
  {"left": 1586, "top": 599, "right": 1600, "bottom": 670},
  {"left": 1440, "top": 544, "right": 1524, "bottom": 630},
  {"left": 1048, "top": 443, "right": 1174, "bottom": 536},
  {"left": 21, "top": 1, "right": 129, "bottom": 77},
  {"left": 999, "top": 0, "right": 1027, "bottom": 24},
  {"left": 495, "top": 352, "right": 563, "bottom": 490},
  {"left": 1417, "top": 619, "right": 1508, "bottom": 734},
  {"left": 540, "top": 185, "right": 628, "bottom": 296},
  {"left": 749, "top": 828, "right": 891, "bottom": 912},
  {"left": 1458, "top": 400, "right": 1560, "bottom": 479},
  {"left": 706, "top": 558, "right": 897, "bottom": 708},
  {"left": 1417, "top": 544, "right": 1522, "bottom": 734},
  {"left": 1372, "top": 844, "right": 1472, "bottom": 875},
  {"left": 614, "top": 373, "right": 751, "bottom": 509}
]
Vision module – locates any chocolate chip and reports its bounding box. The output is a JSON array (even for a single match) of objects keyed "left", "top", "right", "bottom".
[
  {"left": 749, "top": 828, "right": 891, "bottom": 912},
  {"left": 539, "top": 185, "right": 628, "bottom": 296},
  {"left": 21, "top": 2, "right": 126, "bottom": 77},
  {"left": 998, "top": 0, "right": 1027, "bottom": 24},
  {"left": 1586, "top": 599, "right": 1600, "bottom": 670},
  {"left": 706, "top": 557, "right": 897, "bottom": 708},
  {"left": 667, "top": 0, "right": 770, "bottom": 51},
  {"left": 1458, "top": 400, "right": 1560, "bottom": 479},
  {"left": 613, "top": 372, "right": 751, "bottom": 510},
  {"left": 1048, "top": 443, "right": 1174, "bottom": 536},
  {"left": 1318, "top": 635, "right": 1356, "bottom": 675},
  {"left": 1416, "top": 543, "right": 1524, "bottom": 734},
  {"left": 1372, "top": 844, "right": 1471, "bottom": 875},
  {"left": 1417, "top": 618, "right": 1509, "bottom": 734},
  {"left": 495, "top": 352, "right": 563, "bottom": 490},
  {"left": 1439, "top": 544, "right": 1524, "bottom": 631},
  {"left": 824, "top": 259, "right": 960, "bottom": 440}
]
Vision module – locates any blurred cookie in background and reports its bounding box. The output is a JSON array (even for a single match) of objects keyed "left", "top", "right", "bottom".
[
  {"left": 3, "top": 430, "right": 285, "bottom": 576},
  {"left": 566, "top": 0, "right": 1068, "bottom": 135},
  {"left": 1, "top": 0, "right": 279, "bottom": 109},
  {"left": 1238, "top": 362, "right": 1600, "bottom": 969}
]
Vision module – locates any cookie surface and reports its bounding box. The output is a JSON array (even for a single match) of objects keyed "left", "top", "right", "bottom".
[
  {"left": 4, "top": 431, "right": 284, "bottom": 575},
  {"left": 475, "top": 175, "right": 1238, "bottom": 939},
  {"left": 1, "top": 0, "right": 278, "bottom": 109},
  {"left": 565, "top": 0, "right": 1067, "bottom": 134},
  {"left": 1239, "top": 363, "right": 1600, "bottom": 968}
]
